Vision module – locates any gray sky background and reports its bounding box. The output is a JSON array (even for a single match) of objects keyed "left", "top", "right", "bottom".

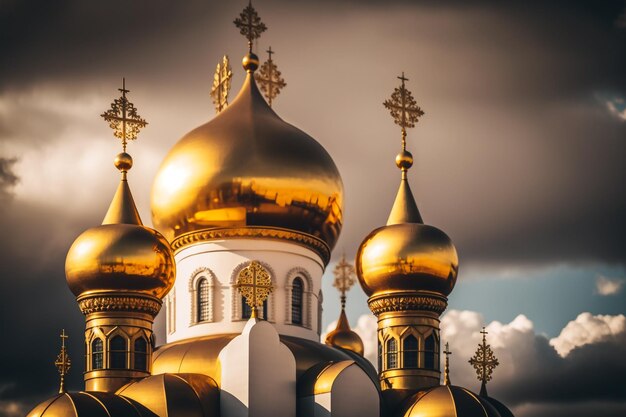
[{"left": 0, "top": 1, "right": 625, "bottom": 416}]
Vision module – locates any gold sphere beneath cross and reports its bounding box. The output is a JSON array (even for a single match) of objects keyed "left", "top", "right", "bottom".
[
  {"left": 395, "top": 150, "right": 414, "bottom": 170},
  {"left": 114, "top": 152, "right": 133, "bottom": 172}
]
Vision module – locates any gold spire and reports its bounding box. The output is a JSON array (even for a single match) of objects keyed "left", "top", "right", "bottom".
[
  {"left": 54, "top": 329, "right": 71, "bottom": 394},
  {"left": 235, "top": 261, "right": 273, "bottom": 319},
  {"left": 383, "top": 73, "right": 424, "bottom": 225},
  {"left": 443, "top": 342, "right": 452, "bottom": 386},
  {"left": 234, "top": 0, "right": 267, "bottom": 53},
  {"left": 333, "top": 253, "right": 356, "bottom": 310},
  {"left": 100, "top": 79, "right": 146, "bottom": 226},
  {"left": 255, "top": 46, "right": 286, "bottom": 107},
  {"left": 469, "top": 327, "right": 499, "bottom": 397},
  {"left": 325, "top": 254, "right": 364, "bottom": 355},
  {"left": 211, "top": 55, "right": 233, "bottom": 113}
]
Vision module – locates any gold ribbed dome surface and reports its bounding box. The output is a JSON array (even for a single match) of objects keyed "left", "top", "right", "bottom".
[
  {"left": 403, "top": 385, "right": 504, "bottom": 417},
  {"left": 325, "top": 309, "right": 365, "bottom": 356},
  {"left": 65, "top": 178, "right": 175, "bottom": 299},
  {"left": 151, "top": 73, "right": 343, "bottom": 249},
  {"left": 356, "top": 222, "right": 458, "bottom": 297},
  {"left": 26, "top": 391, "right": 153, "bottom": 417}
]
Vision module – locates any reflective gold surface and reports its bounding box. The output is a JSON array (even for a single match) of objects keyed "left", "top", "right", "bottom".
[
  {"left": 356, "top": 222, "right": 458, "bottom": 297},
  {"left": 402, "top": 385, "right": 502, "bottom": 417},
  {"left": 117, "top": 373, "right": 219, "bottom": 417},
  {"left": 26, "top": 391, "right": 156, "bottom": 417},
  {"left": 151, "top": 73, "right": 343, "bottom": 249},
  {"left": 152, "top": 333, "right": 362, "bottom": 383},
  {"left": 65, "top": 224, "right": 175, "bottom": 298},
  {"left": 325, "top": 309, "right": 364, "bottom": 356},
  {"left": 298, "top": 360, "right": 356, "bottom": 395}
]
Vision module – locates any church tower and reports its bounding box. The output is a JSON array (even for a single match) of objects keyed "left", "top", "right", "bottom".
[
  {"left": 64, "top": 82, "right": 176, "bottom": 392},
  {"left": 355, "top": 74, "right": 459, "bottom": 407}
]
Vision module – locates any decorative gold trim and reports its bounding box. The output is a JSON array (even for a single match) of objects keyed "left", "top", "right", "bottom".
[
  {"left": 171, "top": 227, "right": 331, "bottom": 265},
  {"left": 77, "top": 294, "right": 162, "bottom": 316},
  {"left": 368, "top": 293, "right": 447, "bottom": 315}
]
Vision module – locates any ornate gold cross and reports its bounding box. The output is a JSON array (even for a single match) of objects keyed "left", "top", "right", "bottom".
[
  {"left": 443, "top": 342, "right": 452, "bottom": 385},
  {"left": 211, "top": 55, "right": 233, "bottom": 113},
  {"left": 383, "top": 72, "right": 424, "bottom": 150},
  {"left": 54, "top": 329, "right": 71, "bottom": 394},
  {"left": 333, "top": 253, "right": 356, "bottom": 309},
  {"left": 233, "top": 0, "right": 267, "bottom": 52},
  {"left": 235, "top": 261, "right": 273, "bottom": 318},
  {"left": 469, "top": 327, "right": 499, "bottom": 396},
  {"left": 255, "top": 46, "right": 287, "bottom": 107},
  {"left": 101, "top": 78, "right": 148, "bottom": 152}
]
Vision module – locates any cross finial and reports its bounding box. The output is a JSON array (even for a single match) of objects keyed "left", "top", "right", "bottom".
[
  {"left": 234, "top": 0, "right": 267, "bottom": 53},
  {"left": 255, "top": 46, "right": 287, "bottom": 107},
  {"left": 383, "top": 72, "right": 425, "bottom": 153},
  {"left": 235, "top": 261, "right": 273, "bottom": 319},
  {"left": 211, "top": 55, "right": 233, "bottom": 113},
  {"left": 469, "top": 327, "right": 499, "bottom": 397},
  {"left": 443, "top": 342, "right": 452, "bottom": 385},
  {"left": 101, "top": 78, "right": 148, "bottom": 154},
  {"left": 54, "top": 329, "right": 71, "bottom": 394},
  {"left": 332, "top": 253, "right": 356, "bottom": 310}
]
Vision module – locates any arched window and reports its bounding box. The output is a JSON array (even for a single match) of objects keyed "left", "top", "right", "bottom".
[
  {"left": 378, "top": 342, "right": 383, "bottom": 371},
  {"left": 134, "top": 337, "right": 148, "bottom": 372},
  {"left": 386, "top": 338, "right": 398, "bottom": 370},
  {"left": 242, "top": 297, "right": 267, "bottom": 319},
  {"left": 424, "top": 334, "right": 436, "bottom": 369},
  {"left": 109, "top": 336, "right": 127, "bottom": 369},
  {"left": 403, "top": 335, "right": 418, "bottom": 368},
  {"left": 91, "top": 338, "right": 103, "bottom": 370},
  {"left": 291, "top": 277, "right": 304, "bottom": 325},
  {"left": 197, "top": 278, "right": 210, "bottom": 322}
]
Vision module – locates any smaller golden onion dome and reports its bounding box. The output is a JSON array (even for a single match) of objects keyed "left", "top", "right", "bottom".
[
  {"left": 325, "top": 309, "right": 364, "bottom": 356},
  {"left": 355, "top": 163, "right": 458, "bottom": 298},
  {"left": 403, "top": 385, "right": 505, "bottom": 417},
  {"left": 65, "top": 155, "right": 175, "bottom": 299},
  {"left": 356, "top": 221, "right": 458, "bottom": 298}
]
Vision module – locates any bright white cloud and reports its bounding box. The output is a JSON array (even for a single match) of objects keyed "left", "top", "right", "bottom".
[
  {"left": 549, "top": 312, "right": 626, "bottom": 356},
  {"left": 595, "top": 275, "right": 625, "bottom": 296},
  {"left": 346, "top": 309, "right": 626, "bottom": 414}
]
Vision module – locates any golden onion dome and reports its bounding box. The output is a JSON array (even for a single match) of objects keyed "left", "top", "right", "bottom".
[
  {"left": 325, "top": 309, "right": 365, "bottom": 356},
  {"left": 356, "top": 165, "right": 458, "bottom": 298},
  {"left": 403, "top": 385, "right": 504, "bottom": 417},
  {"left": 150, "top": 69, "right": 343, "bottom": 250},
  {"left": 65, "top": 155, "right": 175, "bottom": 299}
]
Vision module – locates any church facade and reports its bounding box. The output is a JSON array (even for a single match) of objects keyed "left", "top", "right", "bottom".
[{"left": 28, "top": 4, "right": 514, "bottom": 417}]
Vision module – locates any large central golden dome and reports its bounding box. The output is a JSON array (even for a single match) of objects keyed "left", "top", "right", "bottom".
[{"left": 151, "top": 71, "right": 343, "bottom": 251}]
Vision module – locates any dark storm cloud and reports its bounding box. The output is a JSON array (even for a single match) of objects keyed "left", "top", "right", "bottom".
[
  {"left": 0, "top": 1, "right": 625, "bottom": 416},
  {"left": 0, "top": 201, "right": 91, "bottom": 416}
]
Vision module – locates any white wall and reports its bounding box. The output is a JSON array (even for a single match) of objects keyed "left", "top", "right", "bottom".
[{"left": 166, "top": 238, "right": 325, "bottom": 343}]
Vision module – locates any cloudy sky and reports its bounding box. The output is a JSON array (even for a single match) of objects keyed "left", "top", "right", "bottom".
[{"left": 1, "top": 1, "right": 625, "bottom": 416}]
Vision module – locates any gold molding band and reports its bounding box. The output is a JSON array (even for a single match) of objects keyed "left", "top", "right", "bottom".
[
  {"left": 368, "top": 293, "right": 448, "bottom": 315},
  {"left": 77, "top": 293, "right": 162, "bottom": 316},
  {"left": 171, "top": 226, "right": 331, "bottom": 265}
]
